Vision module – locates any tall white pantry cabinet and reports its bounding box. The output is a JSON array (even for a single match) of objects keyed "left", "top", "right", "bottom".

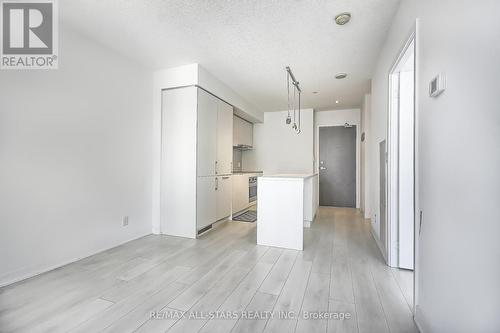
[{"left": 161, "top": 86, "right": 233, "bottom": 238}]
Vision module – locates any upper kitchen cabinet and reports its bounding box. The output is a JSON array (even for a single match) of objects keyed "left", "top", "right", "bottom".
[
  {"left": 197, "top": 89, "right": 218, "bottom": 177},
  {"left": 216, "top": 100, "right": 233, "bottom": 175},
  {"left": 233, "top": 115, "right": 253, "bottom": 148},
  {"left": 197, "top": 89, "right": 233, "bottom": 176}
]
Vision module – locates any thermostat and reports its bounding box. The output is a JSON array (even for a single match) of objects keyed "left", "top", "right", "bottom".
[{"left": 429, "top": 73, "right": 446, "bottom": 97}]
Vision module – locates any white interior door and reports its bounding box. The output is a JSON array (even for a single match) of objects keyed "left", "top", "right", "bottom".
[
  {"left": 216, "top": 100, "right": 233, "bottom": 174},
  {"left": 197, "top": 89, "right": 218, "bottom": 177},
  {"left": 388, "top": 38, "right": 415, "bottom": 270},
  {"left": 397, "top": 46, "right": 415, "bottom": 270},
  {"left": 161, "top": 87, "right": 198, "bottom": 238}
]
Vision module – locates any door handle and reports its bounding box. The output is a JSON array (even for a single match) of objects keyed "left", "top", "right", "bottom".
[{"left": 320, "top": 166, "right": 327, "bottom": 170}]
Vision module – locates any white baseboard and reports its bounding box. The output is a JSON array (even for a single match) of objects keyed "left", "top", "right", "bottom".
[
  {"left": 414, "top": 305, "right": 429, "bottom": 333},
  {"left": 0, "top": 233, "right": 152, "bottom": 288},
  {"left": 369, "top": 223, "right": 387, "bottom": 262}
]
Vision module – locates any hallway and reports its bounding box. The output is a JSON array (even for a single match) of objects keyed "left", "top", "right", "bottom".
[{"left": 0, "top": 207, "right": 417, "bottom": 333}]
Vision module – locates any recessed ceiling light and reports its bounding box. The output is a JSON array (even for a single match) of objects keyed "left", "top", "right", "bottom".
[
  {"left": 335, "top": 73, "right": 347, "bottom": 79},
  {"left": 335, "top": 100, "right": 340, "bottom": 104},
  {"left": 335, "top": 12, "right": 351, "bottom": 25}
]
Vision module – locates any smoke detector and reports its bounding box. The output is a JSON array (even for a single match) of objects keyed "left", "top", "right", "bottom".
[
  {"left": 335, "top": 12, "right": 351, "bottom": 25},
  {"left": 335, "top": 73, "right": 348, "bottom": 79}
]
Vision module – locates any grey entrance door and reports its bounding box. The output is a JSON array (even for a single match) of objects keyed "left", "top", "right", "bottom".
[{"left": 319, "top": 126, "right": 356, "bottom": 207}]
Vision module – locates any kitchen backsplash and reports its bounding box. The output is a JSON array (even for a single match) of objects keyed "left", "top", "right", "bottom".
[{"left": 233, "top": 149, "right": 242, "bottom": 171}]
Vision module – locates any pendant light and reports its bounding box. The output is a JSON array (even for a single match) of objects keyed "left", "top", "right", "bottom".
[{"left": 285, "top": 66, "right": 302, "bottom": 134}]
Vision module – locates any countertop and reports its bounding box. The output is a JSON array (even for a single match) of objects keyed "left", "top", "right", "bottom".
[
  {"left": 232, "top": 171, "right": 263, "bottom": 174},
  {"left": 260, "top": 173, "right": 318, "bottom": 180}
]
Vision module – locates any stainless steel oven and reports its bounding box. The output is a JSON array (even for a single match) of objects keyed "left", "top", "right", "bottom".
[{"left": 249, "top": 176, "right": 257, "bottom": 203}]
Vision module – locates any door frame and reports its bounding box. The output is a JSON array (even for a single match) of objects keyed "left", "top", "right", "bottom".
[
  {"left": 316, "top": 124, "right": 360, "bottom": 208},
  {"left": 386, "top": 20, "right": 420, "bottom": 314}
]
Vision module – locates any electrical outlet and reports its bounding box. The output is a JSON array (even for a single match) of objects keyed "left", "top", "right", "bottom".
[{"left": 122, "top": 216, "right": 129, "bottom": 226}]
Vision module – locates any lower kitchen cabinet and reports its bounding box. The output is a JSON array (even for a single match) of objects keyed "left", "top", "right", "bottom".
[
  {"left": 216, "top": 176, "right": 232, "bottom": 221},
  {"left": 196, "top": 177, "right": 217, "bottom": 229},
  {"left": 232, "top": 174, "right": 250, "bottom": 214},
  {"left": 197, "top": 175, "right": 232, "bottom": 230}
]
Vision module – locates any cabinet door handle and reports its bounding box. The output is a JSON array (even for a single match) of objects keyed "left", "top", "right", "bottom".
[
  {"left": 222, "top": 176, "right": 230, "bottom": 179},
  {"left": 215, "top": 161, "right": 218, "bottom": 174},
  {"left": 215, "top": 177, "right": 218, "bottom": 190}
]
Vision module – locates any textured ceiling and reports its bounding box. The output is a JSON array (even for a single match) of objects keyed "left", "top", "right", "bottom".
[{"left": 61, "top": 0, "right": 400, "bottom": 111}]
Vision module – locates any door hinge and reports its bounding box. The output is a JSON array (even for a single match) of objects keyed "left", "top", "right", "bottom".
[{"left": 419, "top": 210, "right": 423, "bottom": 236}]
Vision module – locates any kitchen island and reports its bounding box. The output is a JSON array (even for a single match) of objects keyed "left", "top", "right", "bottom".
[{"left": 257, "top": 173, "right": 318, "bottom": 250}]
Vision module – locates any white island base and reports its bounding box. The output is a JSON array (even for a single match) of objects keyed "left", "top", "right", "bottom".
[{"left": 257, "top": 174, "right": 318, "bottom": 251}]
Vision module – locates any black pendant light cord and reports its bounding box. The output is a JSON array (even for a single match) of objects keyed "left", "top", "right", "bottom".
[
  {"left": 287, "top": 72, "right": 290, "bottom": 119},
  {"left": 297, "top": 90, "right": 301, "bottom": 133},
  {"left": 285, "top": 66, "right": 302, "bottom": 134}
]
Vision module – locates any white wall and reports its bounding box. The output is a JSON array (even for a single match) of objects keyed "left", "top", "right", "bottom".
[
  {"left": 360, "top": 95, "right": 371, "bottom": 218},
  {"left": 198, "top": 66, "right": 263, "bottom": 123},
  {"left": 243, "top": 110, "right": 314, "bottom": 174},
  {"left": 368, "top": 0, "right": 500, "bottom": 331},
  {"left": 0, "top": 25, "right": 153, "bottom": 286},
  {"left": 314, "top": 109, "right": 361, "bottom": 208}
]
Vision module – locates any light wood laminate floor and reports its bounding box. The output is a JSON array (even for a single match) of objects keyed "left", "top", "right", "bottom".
[{"left": 0, "top": 207, "right": 418, "bottom": 333}]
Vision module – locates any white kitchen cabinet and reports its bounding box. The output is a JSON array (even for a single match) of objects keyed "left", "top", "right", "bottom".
[
  {"left": 162, "top": 86, "right": 234, "bottom": 237},
  {"left": 240, "top": 118, "right": 253, "bottom": 146},
  {"left": 233, "top": 116, "right": 240, "bottom": 146},
  {"left": 216, "top": 101, "right": 233, "bottom": 175},
  {"left": 216, "top": 176, "right": 232, "bottom": 220},
  {"left": 232, "top": 174, "right": 250, "bottom": 214},
  {"left": 161, "top": 87, "right": 198, "bottom": 238},
  {"left": 197, "top": 176, "right": 217, "bottom": 229},
  {"left": 197, "top": 89, "right": 218, "bottom": 177},
  {"left": 197, "top": 89, "right": 233, "bottom": 176},
  {"left": 233, "top": 116, "right": 253, "bottom": 147}
]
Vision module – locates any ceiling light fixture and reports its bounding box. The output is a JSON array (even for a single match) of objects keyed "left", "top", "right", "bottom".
[
  {"left": 335, "top": 12, "right": 351, "bottom": 25},
  {"left": 285, "top": 66, "right": 302, "bottom": 134},
  {"left": 335, "top": 73, "right": 347, "bottom": 79}
]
